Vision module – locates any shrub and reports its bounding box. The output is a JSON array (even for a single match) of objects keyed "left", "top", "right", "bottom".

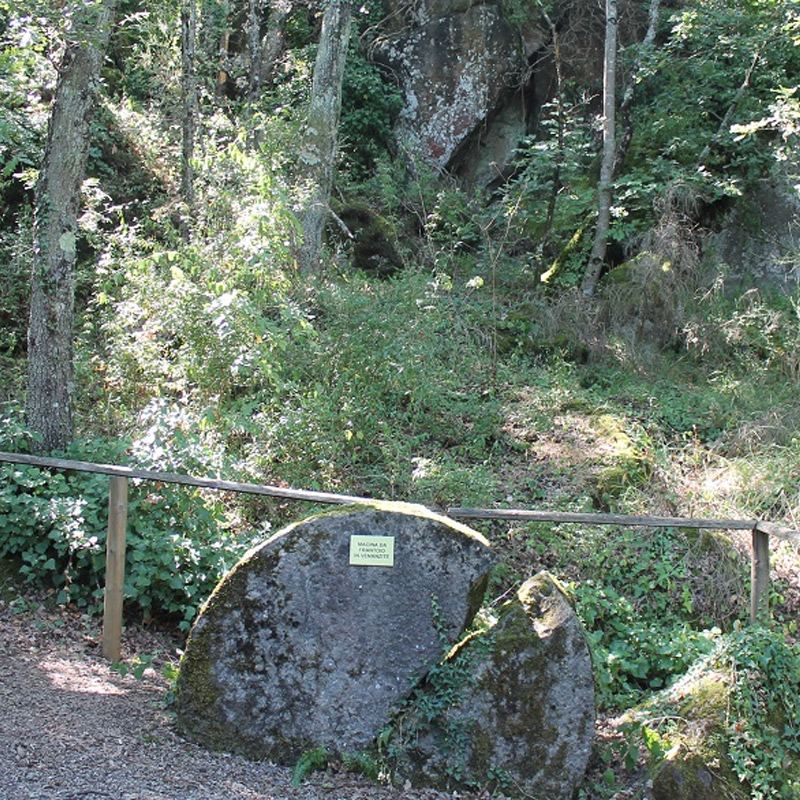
[
  {"left": 528, "top": 524, "right": 728, "bottom": 709},
  {"left": 0, "top": 408, "right": 250, "bottom": 630},
  {"left": 240, "top": 270, "right": 504, "bottom": 506},
  {"left": 718, "top": 626, "right": 800, "bottom": 800}
]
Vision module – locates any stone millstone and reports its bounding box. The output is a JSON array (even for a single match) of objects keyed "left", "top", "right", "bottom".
[
  {"left": 175, "top": 502, "right": 493, "bottom": 762},
  {"left": 387, "top": 572, "right": 596, "bottom": 799}
]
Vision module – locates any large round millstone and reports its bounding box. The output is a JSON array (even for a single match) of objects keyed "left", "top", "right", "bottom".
[{"left": 175, "top": 502, "right": 494, "bottom": 762}]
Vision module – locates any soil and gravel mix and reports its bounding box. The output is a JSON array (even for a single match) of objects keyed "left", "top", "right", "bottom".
[{"left": 0, "top": 596, "right": 483, "bottom": 800}]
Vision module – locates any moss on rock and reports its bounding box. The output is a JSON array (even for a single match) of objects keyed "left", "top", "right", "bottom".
[{"left": 385, "top": 571, "right": 595, "bottom": 800}]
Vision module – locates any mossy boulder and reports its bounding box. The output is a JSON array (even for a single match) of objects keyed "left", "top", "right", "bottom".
[
  {"left": 385, "top": 572, "right": 595, "bottom": 799},
  {"left": 622, "top": 629, "right": 800, "bottom": 800},
  {"left": 652, "top": 755, "right": 723, "bottom": 800},
  {"left": 592, "top": 413, "right": 653, "bottom": 505},
  {"left": 330, "top": 201, "right": 403, "bottom": 277},
  {"left": 635, "top": 667, "right": 749, "bottom": 800},
  {"left": 175, "top": 502, "right": 493, "bottom": 763}
]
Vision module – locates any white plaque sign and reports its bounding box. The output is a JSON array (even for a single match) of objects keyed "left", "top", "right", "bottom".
[{"left": 349, "top": 535, "right": 395, "bottom": 566}]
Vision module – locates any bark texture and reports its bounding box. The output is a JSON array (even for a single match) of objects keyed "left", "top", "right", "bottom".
[
  {"left": 27, "top": 0, "right": 117, "bottom": 452},
  {"left": 296, "top": 0, "right": 353, "bottom": 274},
  {"left": 181, "top": 0, "right": 198, "bottom": 240},
  {"left": 257, "top": 0, "right": 291, "bottom": 90},
  {"left": 581, "top": 0, "right": 618, "bottom": 297}
]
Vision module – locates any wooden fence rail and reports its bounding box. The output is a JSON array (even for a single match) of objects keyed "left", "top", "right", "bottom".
[{"left": 1, "top": 450, "right": 798, "bottom": 660}]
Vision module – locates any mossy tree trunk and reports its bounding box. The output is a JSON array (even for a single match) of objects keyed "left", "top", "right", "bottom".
[
  {"left": 296, "top": 0, "right": 352, "bottom": 275},
  {"left": 26, "top": 0, "right": 118, "bottom": 452}
]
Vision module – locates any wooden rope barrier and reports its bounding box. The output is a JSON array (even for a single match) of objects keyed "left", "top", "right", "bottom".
[{"left": 1, "top": 450, "right": 797, "bottom": 657}]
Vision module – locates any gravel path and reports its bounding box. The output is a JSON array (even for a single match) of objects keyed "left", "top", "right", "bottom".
[{"left": 0, "top": 597, "right": 476, "bottom": 800}]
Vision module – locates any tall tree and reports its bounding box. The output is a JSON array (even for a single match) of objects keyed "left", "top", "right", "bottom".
[
  {"left": 538, "top": 3, "right": 565, "bottom": 251},
  {"left": 581, "top": 0, "right": 618, "bottom": 297},
  {"left": 249, "top": 0, "right": 292, "bottom": 98},
  {"left": 181, "top": 0, "right": 198, "bottom": 241},
  {"left": 296, "top": 0, "right": 353, "bottom": 274},
  {"left": 26, "top": 0, "right": 118, "bottom": 451},
  {"left": 614, "top": 0, "right": 660, "bottom": 176}
]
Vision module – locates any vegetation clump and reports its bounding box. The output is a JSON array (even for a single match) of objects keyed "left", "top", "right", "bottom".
[
  {"left": 1, "top": 0, "right": 800, "bottom": 796},
  {"left": 608, "top": 626, "right": 800, "bottom": 800}
]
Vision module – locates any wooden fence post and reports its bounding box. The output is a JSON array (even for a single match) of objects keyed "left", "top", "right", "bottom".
[
  {"left": 750, "top": 526, "right": 770, "bottom": 625},
  {"left": 103, "top": 475, "right": 128, "bottom": 661}
]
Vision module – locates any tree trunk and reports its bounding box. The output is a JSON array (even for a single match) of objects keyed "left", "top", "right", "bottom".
[
  {"left": 181, "top": 0, "right": 198, "bottom": 240},
  {"left": 296, "top": 0, "right": 353, "bottom": 275},
  {"left": 216, "top": 29, "right": 231, "bottom": 96},
  {"left": 540, "top": 6, "right": 564, "bottom": 250},
  {"left": 26, "top": 0, "right": 118, "bottom": 452},
  {"left": 252, "top": 0, "right": 291, "bottom": 95},
  {"left": 248, "top": 0, "right": 264, "bottom": 99},
  {"left": 581, "top": 0, "right": 618, "bottom": 297}
]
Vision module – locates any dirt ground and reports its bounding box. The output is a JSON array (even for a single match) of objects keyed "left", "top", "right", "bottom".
[{"left": 0, "top": 595, "right": 479, "bottom": 800}]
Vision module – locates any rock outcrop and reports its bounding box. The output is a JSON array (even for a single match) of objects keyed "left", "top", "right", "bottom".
[
  {"left": 375, "top": 1, "right": 525, "bottom": 174},
  {"left": 372, "top": 0, "right": 550, "bottom": 184},
  {"left": 705, "top": 163, "right": 800, "bottom": 289}
]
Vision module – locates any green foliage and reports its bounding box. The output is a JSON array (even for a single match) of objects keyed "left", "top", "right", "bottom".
[
  {"left": 424, "top": 185, "right": 486, "bottom": 257},
  {"left": 2, "top": 1, "right": 800, "bottom": 795},
  {"left": 110, "top": 651, "right": 155, "bottom": 680},
  {"left": 95, "top": 250, "right": 299, "bottom": 415},
  {"left": 685, "top": 288, "right": 800, "bottom": 382},
  {"left": 86, "top": 125, "right": 302, "bottom": 430},
  {"left": 291, "top": 746, "right": 329, "bottom": 786},
  {"left": 0, "top": 409, "right": 249, "bottom": 629},
  {"left": 496, "top": 0, "right": 800, "bottom": 279},
  {"left": 539, "top": 526, "right": 722, "bottom": 709},
  {"left": 111, "top": 652, "right": 180, "bottom": 706},
  {"left": 339, "top": 42, "right": 404, "bottom": 179},
  {"left": 109, "top": 0, "right": 182, "bottom": 105},
  {"left": 240, "top": 271, "right": 503, "bottom": 507},
  {"left": 720, "top": 626, "right": 800, "bottom": 799},
  {"left": 0, "top": 5, "right": 53, "bottom": 190},
  {"left": 0, "top": 206, "right": 32, "bottom": 389},
  {"left": 501, "top": 91, "right": 597, "bottom": 286},
  {"left": 619, "top": 0, "right": 800, "bottom": 222},
  {"left": 0, "top": 9, "right": 54, "bottom": 377},
  {"left": 576, "top": 577, "right": 717, "bottom": 709},
  {"left": 620, "top": 627, "right": 800, "bottom": 800}
]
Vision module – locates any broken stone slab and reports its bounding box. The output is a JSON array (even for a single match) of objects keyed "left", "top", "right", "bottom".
[
  {"left": 175, "top": 501, "right": 494, "bottom": 763},
  {"left": 385, "top": 571, "right": 596, "bottom": 800}
]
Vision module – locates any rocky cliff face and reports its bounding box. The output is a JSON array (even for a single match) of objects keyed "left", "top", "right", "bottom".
[
  {"left": 373, "top": 0, "right": 548, "bottom": 186},
  {"left": 705, "top": 163, "right": 800, "bottom": 289}
]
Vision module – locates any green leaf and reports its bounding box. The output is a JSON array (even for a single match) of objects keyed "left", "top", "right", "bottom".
[{"left": 292, "top": 747, "right": 329, "bottom": 786}]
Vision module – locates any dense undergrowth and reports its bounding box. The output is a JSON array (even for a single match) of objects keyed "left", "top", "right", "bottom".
[
  {"left": 3, "top": 0, "right": 800, "bottom": 795},
  {"left": 3, "top": 262, "right": 800, "bottom": 797}
]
